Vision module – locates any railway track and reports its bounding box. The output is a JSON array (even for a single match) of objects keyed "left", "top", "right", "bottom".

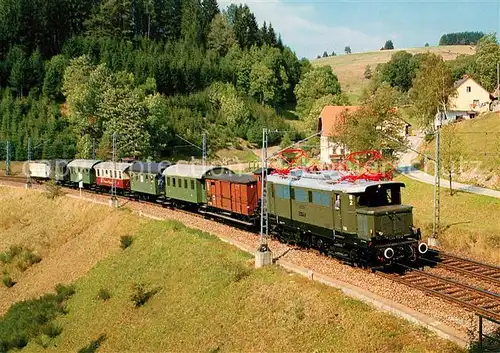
[
  {"left": 424, "top": 250, "right": 500, "bottom": 286},
  {"left": 377, "top": 264, "right": 500, "bottom": 322}
]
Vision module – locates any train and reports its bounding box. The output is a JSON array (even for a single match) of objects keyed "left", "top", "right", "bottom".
[{"left": 24, "top": 158, "right": 429, "bottom": 269}]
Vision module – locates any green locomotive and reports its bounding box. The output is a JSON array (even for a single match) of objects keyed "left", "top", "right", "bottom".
[{"left": 267, "top": 170, "right": 427, "bottom": 268}]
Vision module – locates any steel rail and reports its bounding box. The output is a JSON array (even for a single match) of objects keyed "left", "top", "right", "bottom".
[{"left": 377, "top": 264, "right": 500, "bottom": 322}]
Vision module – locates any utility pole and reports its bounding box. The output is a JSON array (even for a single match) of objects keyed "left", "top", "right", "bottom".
[
  {"left": 5, "top": 141, "right": 10, "bottom": 176},
  {"left": 92, "top": 138, "right": 96, "bottom": 160},
  {"left": 110, "top": 132, "right": 118, "bottom": 208},
  {"left": 256, "top": 128, "right": 272, "bottom": 268},
  {"left": 202, "top": 132, "right": 207, "bottom": 168},
  {"left": 430, "top": 109, "right": 442, "bottom": 246},
  {"left": 26, "top": 138, "right": 32, "bottom": 188}
]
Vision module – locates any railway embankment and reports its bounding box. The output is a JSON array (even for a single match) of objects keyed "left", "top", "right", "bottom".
[{"left": 0, "top": 185, "right": 467, "bottom": 352}]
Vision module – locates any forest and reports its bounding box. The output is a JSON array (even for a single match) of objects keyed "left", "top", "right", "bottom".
[
  {"left": 0, "top": 0, "right": 314, "bottom": 161},
  {"left": 438, "top": 31, "right": 485, "bottom": 46}
]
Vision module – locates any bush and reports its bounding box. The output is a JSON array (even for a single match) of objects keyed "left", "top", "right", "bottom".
[
  {"left": 55, "top": 283, "right": 76, "bottom": 300},
  {"left": 78, "top": 334, "right": 107, "bottom": 353},
  {"left": 23, "top": 250, "right": 42, "bottom": 266},
  {"left": 130, "top": 283, "right": 159, "bottom": 307},
  {"left": 2, "top": 275, "right": 15, "bottom": 288},
  {"left": 97, "top": 288, "right": 111, "bottom": 301},
  {"left": 120, "top": 235, "right": 133, "bottom": 249},
  {"left": 42, "top": 324, "right": 62, "bottom": 338},
  {"left": 0, "top": 285, "right": 75, "bottom": 351},
  {"left": 44, "top": 180, "right": 65, "bottom": 199}
]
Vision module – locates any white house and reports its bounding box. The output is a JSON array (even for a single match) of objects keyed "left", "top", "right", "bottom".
[{"left": 443, "top": 76, "right": 492, "bottom": 123}]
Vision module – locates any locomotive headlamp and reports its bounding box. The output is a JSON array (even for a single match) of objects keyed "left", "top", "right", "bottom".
[{"left": 377, "top": 231, "right": 384, "bottom": 236}]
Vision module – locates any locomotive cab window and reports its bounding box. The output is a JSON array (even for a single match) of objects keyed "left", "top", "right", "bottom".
[{"left": 357, "top": 185, "right": 402, "bottom": 207}]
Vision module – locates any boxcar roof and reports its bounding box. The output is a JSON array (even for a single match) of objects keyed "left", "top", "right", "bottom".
[
  {"left": 163, "top": 164, "right": 233, "bottom": 179},
  {"left": 67, "top": 159, "right": 102, "bottom": 169},
  {"left": 94, "top": 161, "right": 133, "bottom": 172},
  {"left": 252, "top": 167, "right": 275, "bottom": 175},
  {"left": 130, "top": 161, "right": 173, "bottom": 174},
  {"left": 267, "top": 173, "right": 405, "bottom": 193},
  {"left": 206, "top": 174, "right": 256, "bottom": 184}
]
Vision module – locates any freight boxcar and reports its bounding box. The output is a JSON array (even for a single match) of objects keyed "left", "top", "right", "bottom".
[
  {"left": 27, "top": 161, "right": 51, "bottom": 180},
  {"left": 163, "top": 164, "right": 232, "bottom": 205},
  {"left": 130, "top": 161, "right": 172, "bottom": 198},
  {"left": 68, "top": 159, "right": 101, "bottom": 187},
  {"left": 94, "top": 161, "right": 133, "bottom": 190},
  {"left": 204, "top": 174, "right": 259, "bottom": 225}
]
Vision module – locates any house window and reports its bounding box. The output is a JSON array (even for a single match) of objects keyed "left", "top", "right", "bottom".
[
  {"left": 466, "top": 86, "right": 471, "bottom": 92},
  {"left": 473, "top": 99, "right": 479, "bottom": 106}
]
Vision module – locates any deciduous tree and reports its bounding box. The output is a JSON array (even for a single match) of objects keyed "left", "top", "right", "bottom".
[
  {"left": 440, "top": 123, "right": 464, "bottom": 195},
  {"left": 409, "top": 53, "right": 456, "bottom": 129},
  {"left": 474, "top": 33, "right": 500, "bottom": 91}
]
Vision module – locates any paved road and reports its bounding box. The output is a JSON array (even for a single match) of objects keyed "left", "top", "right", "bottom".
[{"left": 396, "top": 134, "right": 500, "bottom": 199}]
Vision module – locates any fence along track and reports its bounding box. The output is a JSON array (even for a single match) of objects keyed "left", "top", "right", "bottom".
[
  {"left": 425, "top": 250, "right": 500, "bottom": 287},
  {"left": 377, "top": 264, "right": 500, "bottom": 322}
]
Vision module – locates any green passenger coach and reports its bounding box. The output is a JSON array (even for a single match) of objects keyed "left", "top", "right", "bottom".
[
  {"left": 67, "top": 159, "right": 101, "bottom": 186},
  {"left": 163, "top": 164, "right": 232, "bottom": 204},
  {"left": 130, "top": 161, "right": 172, "bottom": 197}
]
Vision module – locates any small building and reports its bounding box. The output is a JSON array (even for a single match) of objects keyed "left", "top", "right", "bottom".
[
  {"left": 317, "top": 105, "right": 361, "bottom": 163},
  {"left": 447, "top": 76, "right": 491, "bottom": 121}
]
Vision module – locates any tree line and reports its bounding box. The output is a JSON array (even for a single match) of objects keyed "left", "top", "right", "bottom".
[
  {"left": 439, "top": 32, "right": 485, "bottom": 46},
  {"left": 0, "top": 0, "right": 314, "bottom": 161}
]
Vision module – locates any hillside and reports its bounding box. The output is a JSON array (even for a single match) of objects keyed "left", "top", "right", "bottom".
[
  {"left": 312, "top": 45, "right": 475, "bottom": 103},
  {"left": 397, "top": 175, "right": 500, "bottom": 265},
  {"left": 0, "top": 187, "right": 463, "bottom": 352},
  {"left": 417, "top": 112, "right": 500, "bottom": 190}
]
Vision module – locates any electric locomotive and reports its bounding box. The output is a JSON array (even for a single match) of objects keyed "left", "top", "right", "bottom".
[{"left": 267, "top": 169, "right": 427, "bottom": 268}]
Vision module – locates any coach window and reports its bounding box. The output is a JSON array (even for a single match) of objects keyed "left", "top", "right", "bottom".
[
  {"left": 308, "top": 190, "right": 313, "bottom": 203},
  {"left": 173, "top": 178, "right": 176, "bottom": 187},
  {"left": 167, "top": 177, "right": 170, "bottom": 186},
  {"left": 190, "top": 180, "right": 195, "bottom": 189},
  {"left": 184, "top": 179, "right": 188, "bottom": 188},
  {"left": 179, "top": 179, "right": 182, "bottom": 188},
  {"left": 334, "top": 194, "right": 340, "bottom": 209}
]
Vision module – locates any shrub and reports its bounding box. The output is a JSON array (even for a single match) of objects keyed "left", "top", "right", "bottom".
[
  {"left": 78, "top": 334, "right": 107, "bottom": 353},
  {"left": 44, "top": 180, "right": 65, "bottom": 199},
  {"left": 23, "top": 250, "right": 42, "bottom": 266},
  {"left": 2, "top": 275, "right": 15, "bottom": 288},
  {"left": 130, "top": 283, "right": 159, "bottom": 307},
  {"left": 42, "top": 324, "right": 62, "bottom": 338},
  {"left": 120, "top": 235, "right": 133, "bottom": 249},
  {"left": 55, "top": 283, "right": 76, "bottom": 301},
  {"left": 97, "top": 288, "right": 111, "bottom": 301}
]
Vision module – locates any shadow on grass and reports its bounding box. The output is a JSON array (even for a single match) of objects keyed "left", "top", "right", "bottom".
[{"left": 78, "top": 334, "right": 107, "bottom": 353}]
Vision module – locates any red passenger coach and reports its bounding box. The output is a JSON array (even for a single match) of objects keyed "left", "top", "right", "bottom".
[
  {"left": 205, "top": 174, "right": 259, "bottom": 217},
  {"left": 94, "top": 162, "right": 133, "bottom": 190}
]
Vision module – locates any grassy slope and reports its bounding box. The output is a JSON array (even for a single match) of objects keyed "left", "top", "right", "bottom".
[
  {"left": 397, "top": 175, "right": 500, "bottom": 264},
  {"left": 0, "top": 187, "right": 144, "bottom": 315},
  {"left": 311, "top": 45, "right": 475, "bottom": 103},
  {"left": 418, "top": 112, "right": 500, "bottom": 190},
  {"left": 16, "top": 219, "right": 461, "bottom": 353}
]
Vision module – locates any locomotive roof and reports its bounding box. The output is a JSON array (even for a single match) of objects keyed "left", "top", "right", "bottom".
[
  {"left": 67, "top": 159, "right": 102, "bottom": 169},
  {"left": 163, "top": 164, "right": 233, "bottom": 179},
  {"left": 267, "top": 172, "right": 405, "bottom": 193},
  {"left": 206, "top": 173, "right": 256, "bottom": 184},
  {"left": 130, "top": 161, "right": 173, "bottom": 174},
  {"left": 94, "top": 161, "right": 133, "bottom": 172}
]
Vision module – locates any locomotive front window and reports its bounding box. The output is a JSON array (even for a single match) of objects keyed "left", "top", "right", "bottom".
[{"left": 357, "top": 186, "right": 402, "bottom": 207}]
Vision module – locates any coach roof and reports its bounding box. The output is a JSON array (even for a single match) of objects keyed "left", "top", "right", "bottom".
[
  {"left": 130, "top": 161, "right": 173, "bottom": 174},
  {"left": 94, "top": 161, "right": 132, "bottom": 172},
  {"left": 67, "top": 159, "right": 102, "bottom": 169},
  {"left": 163, "top": 164, "right": 233, "bottom": 179}
]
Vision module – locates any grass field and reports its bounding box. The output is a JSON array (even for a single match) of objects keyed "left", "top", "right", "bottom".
[
  {"left": 0, "top": 188, "right": 462, "bottom": 353},
  {"left": 397, "top": 174, "right": 500, "bottom": 265},
  {"left": 17, "top": 220, "right": 460, "bottom": 353},
  {"left": 312, "top": 45, "right": 475, "bottom": 103},
  {"left": 0, "top": 187, "right": 144, "bottom": 315},
  {"left": 418, "top": 112, "right": 500, "bottom": 190}
]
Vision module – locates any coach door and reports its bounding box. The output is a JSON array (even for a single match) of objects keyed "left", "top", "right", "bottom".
[{"left": 333, "top": 193, "right": 342, "bottom": 233}]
